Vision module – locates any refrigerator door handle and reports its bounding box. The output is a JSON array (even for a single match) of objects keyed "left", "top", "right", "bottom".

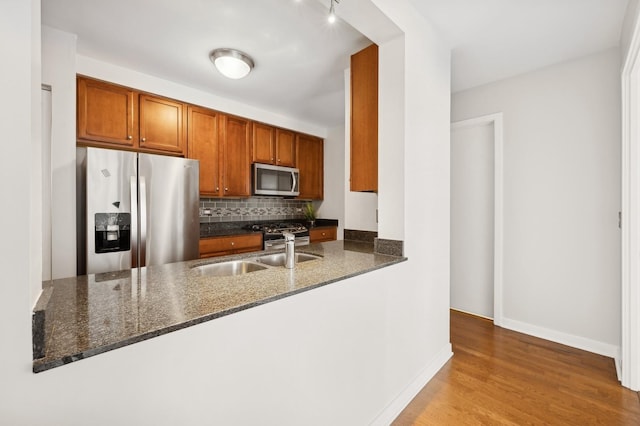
[
  {"left": 139, "top": 176, "right": 147, "bottom": 268},
  {"left": 130, "top": 176, "right": 138, "bottom": 268}
]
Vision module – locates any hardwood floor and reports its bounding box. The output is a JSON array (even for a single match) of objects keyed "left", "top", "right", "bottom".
[{"left": 393, "top": 310, "right": 640, "bottom": 425}]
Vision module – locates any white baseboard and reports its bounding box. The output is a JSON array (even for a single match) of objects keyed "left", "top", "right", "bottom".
[
  {"left": 614, "top": 348, "right": 622, "bottom": 381},
  {"left": 370, "top": 343, "right": 453, "bottom": 426},
  {"left": 450, "top": 307, "right": 494, "bottom": 321},
  {"left": 500, "top": 317, "right": 620, "bottom": 359}
]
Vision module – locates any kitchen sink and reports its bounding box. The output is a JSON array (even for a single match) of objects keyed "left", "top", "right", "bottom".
[
  {"left": 254, "top": 252, "right": 322, "bottom": 267},
  {"left": 194, "top": 260, "right": 268, "bottom": 277}
]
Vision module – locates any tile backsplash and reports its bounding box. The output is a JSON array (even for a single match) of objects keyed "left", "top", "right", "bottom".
[{"left": 200, "top": 197, "right": 310, "bottom": 223}]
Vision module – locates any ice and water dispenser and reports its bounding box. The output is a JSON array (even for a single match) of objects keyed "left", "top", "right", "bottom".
[{"left": 94, "top": 213, "right": 131, "bottom": 253}]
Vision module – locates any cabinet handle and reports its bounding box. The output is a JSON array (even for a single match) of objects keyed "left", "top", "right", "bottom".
[
  {"left": 215, "top": 187, "right": 219, "bottom": 191},
  {"left": 225, "top": 187, "right": 229, "bottom": 192},
  {"left": 322, "top": 232, "right": 326, "bottom": 236},
  {"left": 141, "top": 137, "right": 146, "bottom": 142},
  {"left": 127, "top": 135, "right": 132, "bottom": 140},
  {"left": 231, "top": 242, "right": 235, "bottom": 246},
  {"left": 277, "top": 158, "right": 281, "bottom": 162}
]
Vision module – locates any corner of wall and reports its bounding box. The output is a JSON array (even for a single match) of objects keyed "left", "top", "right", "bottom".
[{"left": 42, "top": 26, "right": 78, "bottom": 280}]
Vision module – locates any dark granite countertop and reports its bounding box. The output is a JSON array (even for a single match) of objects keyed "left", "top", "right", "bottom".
[{"left": 33, "top": 240, "right": 405, "bottom": 373}]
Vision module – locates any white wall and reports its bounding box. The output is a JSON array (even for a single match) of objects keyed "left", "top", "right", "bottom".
[
  {"left": 0, "top": 0, "right": 453, "bottom": 424},
  {"left": 0, "top": 0, "right": 41, "bottom": 422},
  {"left": 29, "top": 0, "right": 42, "bottom": 304},
  {"left": 41, "top": 88, "right": 52, "bottom": 281},
  {"left": 318, "top": 125, "right": 346, "bottom": 240},
  {"left": 452, "top": 48, "right": 622, "bottom": 356},
  {"left": 42, "top": 26, "right": 77, "bottom": 280},
  {"left": 378, "top": 35, "right": 405, "bottom": 241}
]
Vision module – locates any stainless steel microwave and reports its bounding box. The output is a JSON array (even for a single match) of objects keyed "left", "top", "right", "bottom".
[{"left": 253, "top": 163, "right": 300, "bottom": 196}]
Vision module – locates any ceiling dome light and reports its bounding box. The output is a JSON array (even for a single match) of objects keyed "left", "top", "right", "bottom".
[{"left": 210, "top": 48, "right": 255, "bottom": 79}]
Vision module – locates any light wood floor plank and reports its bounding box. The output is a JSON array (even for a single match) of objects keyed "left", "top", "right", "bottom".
[{"left": 392, "top": 310, "right": 640, "bottom": 425}]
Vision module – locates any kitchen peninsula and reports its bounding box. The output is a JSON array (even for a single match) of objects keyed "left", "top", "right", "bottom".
[{"left": 33, "top": 240, "right": 405, "bottom": 372}]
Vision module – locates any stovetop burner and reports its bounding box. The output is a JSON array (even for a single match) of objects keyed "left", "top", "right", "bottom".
[{"left": 245, "top": 222, "right": 308, "bottom": 238}]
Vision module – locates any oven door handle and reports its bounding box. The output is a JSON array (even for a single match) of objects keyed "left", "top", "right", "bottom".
[{"left": 265, "top": 240, "right": 286, "bottom": 251}]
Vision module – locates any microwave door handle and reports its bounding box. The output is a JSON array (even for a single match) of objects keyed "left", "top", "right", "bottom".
[
  {"left": 267, "top": 241, "right": 286, "bottom": 250},
  {"left": 291, "top": 171, "right": 297, "bottom": 192}
]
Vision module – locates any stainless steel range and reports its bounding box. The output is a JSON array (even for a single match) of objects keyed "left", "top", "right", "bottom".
[{"left": 246, "top": 222, "right": 310, "bottom": 251}]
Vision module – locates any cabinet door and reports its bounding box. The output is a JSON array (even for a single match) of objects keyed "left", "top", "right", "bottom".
[
  {"left": 310, "top": 227, "right": 337, "bottom": 243},
  {"left": 188, "top": 106, "right": 221, "bottom": 196},
  {"left": 221, "top": 115, "right": 251, "bottom": 197},
  {"left": 139, "top": 94, "right": 186, "bottom": 156},
  {"left": 252, "top": 122, "right": 275, "bottom": 164},
  {"left": 77, "top": 76, "right": 137, "bottom": 147},
  {"left": 276, "top": 128, "right": 296, "bottom": 167},
  {"left": 296, "top": 134, "right": 324, "bottom": 200},
  {"left": 350, "top": 43, "right": 378, "bottom": 192},
  {"left": 199, "top": 234, "right": 263, "bottom": 258}
]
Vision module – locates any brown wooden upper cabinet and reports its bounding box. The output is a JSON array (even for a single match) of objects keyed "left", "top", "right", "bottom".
[
  {"left": 252, "top": 123, "right": 296, "bottom": 167},
  {"left": 188, "top": 107, "right": 251, "bottom": 198},
  {"left": 350, "top": 44, "right": 378, "bottom": 192},
  {"left": 77, "top": 76, "right": 187, "bottom": 156},
  {"left": 77, "top": 76, "right": 137, "bottom": 148},
  {"left": 275, "top": 128, "right": 296, "bottom": 167},
  {"left": 138, "top": 94, "right": 186, "bottom": 155},
  {"left": 296, "top": 134, "right": 323, "bottom": 200},
  {"left": 220, "top": 114, "right": 252, "bottom": 197},
  {"left": 187, "top": 105, "right": 221, "bottom": 196},
  {"left": 78, "top": 75, "right": 322, "bottom": 200}
]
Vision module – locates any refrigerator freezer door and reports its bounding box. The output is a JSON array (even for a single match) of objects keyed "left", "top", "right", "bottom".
[
  {"left": 138, "top": 153, "right": 199, "bottom": 267},
  {"left": 84, "top": 147, "right": 137, "bottom": 274}
]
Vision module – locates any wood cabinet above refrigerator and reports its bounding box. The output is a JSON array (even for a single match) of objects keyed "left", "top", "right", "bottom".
[{"left": 77, "top": 75, "right": 187, "bottom": 157}]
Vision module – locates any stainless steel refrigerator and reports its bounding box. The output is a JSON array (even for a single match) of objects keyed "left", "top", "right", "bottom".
[{"left": 77, "top": 147, "right": 199, "bottom": 275}]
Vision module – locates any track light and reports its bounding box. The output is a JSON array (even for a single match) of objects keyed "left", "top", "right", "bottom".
[{"left": 328, "top": 0, "right": 339, "bottom": 24}]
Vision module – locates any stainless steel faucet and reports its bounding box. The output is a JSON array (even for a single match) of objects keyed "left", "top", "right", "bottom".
[{"left": 283, "top": 231, "right": 295, "bottom": 269}]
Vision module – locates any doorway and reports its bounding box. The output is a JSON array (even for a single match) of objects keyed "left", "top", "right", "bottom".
[{"left": 450, "top": 114, "right": 504, "bottom": 324}]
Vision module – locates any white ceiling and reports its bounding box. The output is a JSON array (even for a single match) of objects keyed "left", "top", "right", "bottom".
[
  {"left": 408, "top": 0, "right": 630, "bottom": 92},
  {"left": 42, "top": 0, "right": 630, "bottom": 128},
  {"left": 42, "top": 0, "right": 371, "bottom": 129}
]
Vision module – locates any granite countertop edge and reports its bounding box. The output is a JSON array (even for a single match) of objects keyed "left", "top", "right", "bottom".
[{"left": 33, "top": 241, "right": 405, "bottom": 373}]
